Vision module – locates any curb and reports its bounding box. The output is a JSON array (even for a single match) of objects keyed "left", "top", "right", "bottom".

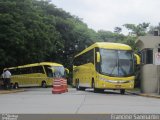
[
  {"left": 139, "top": 93, "right": 160, "bottom": 99},
  {"left": 0, "top": 89, "right": 25, "bottom": 94},
  {"left": 126, "top": 91, "right": 160, "bottom": 99}
]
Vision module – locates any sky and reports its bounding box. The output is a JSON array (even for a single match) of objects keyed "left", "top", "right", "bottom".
[{"left": 51, "top": 0, "right": 160, "bottom": 34}]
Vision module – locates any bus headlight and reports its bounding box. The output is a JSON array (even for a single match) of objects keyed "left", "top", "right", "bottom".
[
  {"left": 99, "top": 77, "right": 134, "bottom": 83},
  {"left": 99, "top": 77, "right": 107, "bottom": 81},
  {"left": 105, "top": 80, "right": 134, "bottom": 83}
]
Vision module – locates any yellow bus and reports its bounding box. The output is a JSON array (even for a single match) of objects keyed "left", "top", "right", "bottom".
[
  {"left": 73, "top": 42, "right": 138, "bottom": 94},
  {"left": 7, "top": 62, "right": 66, "bottom": 88}
]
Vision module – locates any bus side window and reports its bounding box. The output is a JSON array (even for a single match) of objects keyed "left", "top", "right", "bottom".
[
  {"left": 30, "top": 66, "right": 44, "bottom": 74},
  {"left": 44, "top": 65, "right": 53, "bottom": 77},
  {"left": 35, "top": 66, "right": 44, "bottom": 74}
]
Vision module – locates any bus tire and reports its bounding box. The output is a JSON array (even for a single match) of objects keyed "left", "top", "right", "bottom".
[
  {"left": 92, "top": 80, "right": 97, "bottom": 93},
  {"left": 120, "top": 89, "right": 125, "bottom": 94},
  {"left": 42, "top": 81, "right": 47, "bottom": 88},
  {"left": 14, "top": 83, "right": 19, "bottom": 89},
  {"left": 92, "top": 80, "right": 103, "bottom": 93},
  {"left": 76, "top": 79, "right": 85, "bottom": 91},
  {"left": 94, "top": 88, "right": 104, "bottom": 93},
  {"left": 80, "top": 87, "right": 86, "bottom": 91},
  {"left": 76, "top": 79, "right": 80, "bottom": 90}
]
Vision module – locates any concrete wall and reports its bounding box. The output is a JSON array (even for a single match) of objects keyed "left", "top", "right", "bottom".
[
  {"left": 136, "top": 36, "right": 160, "bottom": 94},
  {"left": 140, "top": 64, "right": 158, "bottom": 93},
  {"left": 137, "top": 36, "right": 160, "bottom": 49}
]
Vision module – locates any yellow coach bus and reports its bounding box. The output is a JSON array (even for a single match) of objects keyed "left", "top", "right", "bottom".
[
  {"left": 6, "top": 62, "right": 66, "bottom": 88},
  {"left": 73, "top": 42, "right": 139, "bottom": 94}
]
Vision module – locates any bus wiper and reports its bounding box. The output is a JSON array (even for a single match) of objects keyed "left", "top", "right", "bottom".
[
  {"left": 119, "top": 64, "right": 127, "bottom": 75},
  {"left": 109, "top": 63, "right": 117, "bottom": 75}
]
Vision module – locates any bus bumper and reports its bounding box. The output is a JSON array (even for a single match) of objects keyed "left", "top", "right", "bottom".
[{"left": 96, "top": 80, "right": 134, "bottom": 89}]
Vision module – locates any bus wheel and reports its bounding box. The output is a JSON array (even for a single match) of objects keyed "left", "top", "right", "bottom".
[
  {"left": 92, "top": 81, "right": 103, "bottom": 93},
  {"left": 92, "top": 81, "right": 97, "bottom": 93},
  {"left": 76, "top": 80, "right": 80, "bottom": 90},
  {"left": 42, "top": 81, "right": 47, "bottom": 88},
  {"left": 14, "top": 83, "right": 19, "bottom": 89},
  {"left": 120, "top": 89, "right": 125, "bottom": 95},
  {"left": 94, "top": 88, "right": 104, "bottom": 93}
]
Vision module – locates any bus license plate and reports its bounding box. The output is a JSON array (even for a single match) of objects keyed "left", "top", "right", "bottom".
[{"left": 115, "top": 85, "right": 121, "bottom": 88}]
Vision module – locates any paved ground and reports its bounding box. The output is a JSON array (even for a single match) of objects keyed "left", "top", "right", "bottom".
[{"left": 0, "top": 88, "right": 160, "bottom": 114}]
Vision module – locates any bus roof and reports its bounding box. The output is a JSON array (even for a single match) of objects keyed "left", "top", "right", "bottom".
[
  {"left": 75, "top": 42, "right": 132, "bottom": 57},
  {"left": 7, "top": 62, "right": 63, "bottom": 69}
]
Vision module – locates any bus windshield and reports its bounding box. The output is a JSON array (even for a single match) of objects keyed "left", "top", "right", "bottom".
[
  {"left": 49, "top": 66, "right": 65, "bottom": 78},
  {"left": 100, "top": 49, "right": 134, "bottom": 77}
]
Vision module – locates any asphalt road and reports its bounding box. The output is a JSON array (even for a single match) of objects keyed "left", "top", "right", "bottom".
[{"left": 0, "top": 88, "right": 160, "bottom": 114}]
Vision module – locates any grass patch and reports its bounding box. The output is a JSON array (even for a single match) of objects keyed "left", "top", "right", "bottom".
[{"left": 129, "top": 88, "right": 140, "bottom": 92}]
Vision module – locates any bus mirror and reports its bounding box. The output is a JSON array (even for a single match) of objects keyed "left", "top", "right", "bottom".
[
  {"left": 134, "top": 54, "right": 140, "bottom": 65},
  {"left": 96, "top": 52, "right": 101, "bottom": 63},
  {"left": 65, "top": 68, "right": 69, "bottom": 74}
]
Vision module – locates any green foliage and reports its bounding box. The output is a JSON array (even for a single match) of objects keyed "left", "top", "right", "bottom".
[
  {"left": 122, "top": 36, "right": 137, "bottom": 51},
  {"left": 97, "top": 30, "right": 125, "bottom": 43},
  {"left": 148, "top": 23, "right": 160, "bottom": 35},
  {"left": 114, "top": 27, "right": 122, "bottom": 33},
  {"left": 0, "top": 0, "right": 152, "bottom": 71},
  {"left": 123, "top": 22, "right": 150, "bottom": 36},
  {"left": 0, "top": 0, "right": 94, "bottom": 68}
]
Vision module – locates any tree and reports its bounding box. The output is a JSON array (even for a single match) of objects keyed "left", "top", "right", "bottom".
[
  {"left": 97, "top": 30, "right": 125, "bottom": 42},
  {"left": 148, "top": 23, "right": 160, "bottom": 35},
  {"left": 0, "top": 0, "right": 95, "bottom": 68},
  {"left": 123, "top": 22, "right": 150, "bottom": 36},
  {"left": 114, "top": 27, "right": 122, "bottom": 33}
]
